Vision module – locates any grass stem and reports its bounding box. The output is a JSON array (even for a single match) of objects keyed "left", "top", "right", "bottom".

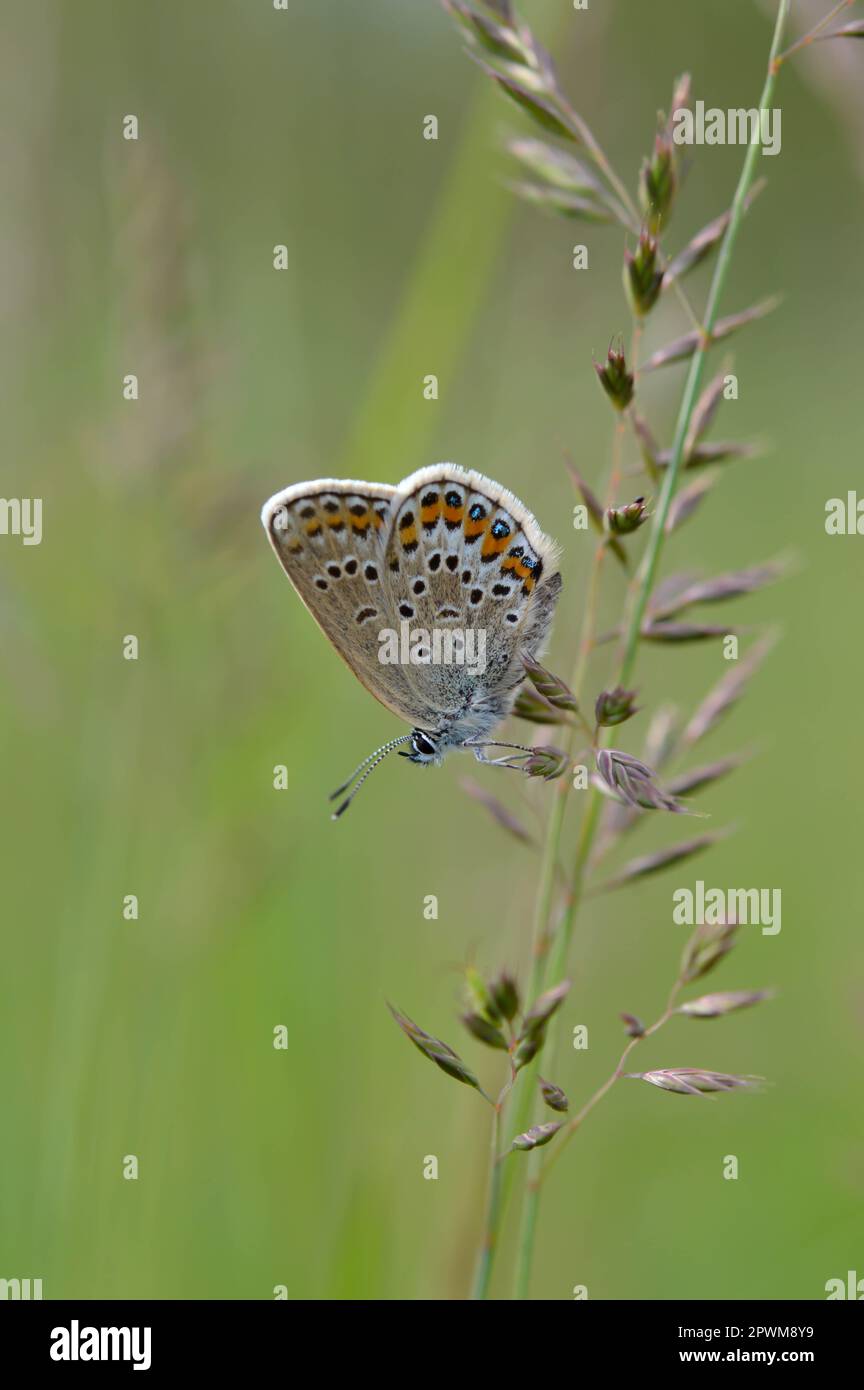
[
  {"left": 472, "top": 1104, "right": 504, "bottom": 1299},
  {"left": 616, "top": 0, "right": 791, "bottom": 688},
  {"left": 510, "top": 0, "right": 791, "bottom": 1299}
]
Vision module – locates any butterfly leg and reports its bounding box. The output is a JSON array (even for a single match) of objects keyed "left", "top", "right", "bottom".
[
  {"left": 467, "top": 738, "right": 533, "bottom": 757},
  {"left": 470, "top": 744, "right": 532, "bottom": 773}
]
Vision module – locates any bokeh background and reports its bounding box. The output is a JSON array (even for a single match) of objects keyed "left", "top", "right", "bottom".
[{"left": 2, "top": 0, "right": 862, "bottom": 1301}]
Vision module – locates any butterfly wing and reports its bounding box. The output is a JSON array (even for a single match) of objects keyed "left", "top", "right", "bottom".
[
  {"left": 261, "top": 478, "right": 434, "bottom": 724},
  {"left": 382, "top": 463, "right": 563, "bottom": 725},
  {"left": 263, "top": 465, "right": 563, "bottom": 738}
]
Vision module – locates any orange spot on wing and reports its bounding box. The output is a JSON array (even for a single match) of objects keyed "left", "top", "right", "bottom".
[
  {"left": 305, "top": 519, "right": 322, "bottom": 536},
  {"left": 481, "top": 532, "right": 510, "bottom": 561},
  {"left": 502, "top": 556, "right": 534, "bottom": 590},
  {"left": 400, "top": 523, "right": 418, "bottom": 548},
  {"left": 420, "top": 499, "right": 442, "bottom": 528}
]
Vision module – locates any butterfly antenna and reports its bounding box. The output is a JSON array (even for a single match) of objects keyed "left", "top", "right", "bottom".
[
  {"left": 328, "top": 736, "right": 408, "bottom": 801},
  {"left": 329, "top": 735, "right": 412, "bottom": 819}
]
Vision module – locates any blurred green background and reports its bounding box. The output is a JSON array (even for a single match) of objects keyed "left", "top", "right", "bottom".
[{"left": 2, "top": 0, "right": 862, "bottom": 1301}]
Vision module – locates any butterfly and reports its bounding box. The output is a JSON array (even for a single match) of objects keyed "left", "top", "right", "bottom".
[{"left": 261, "top": 463, "right": 562, "bottom": 816}]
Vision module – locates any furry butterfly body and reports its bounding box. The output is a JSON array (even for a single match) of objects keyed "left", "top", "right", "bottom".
[{"left": 261, "top": 463, "right": 562, "bottom": 812}]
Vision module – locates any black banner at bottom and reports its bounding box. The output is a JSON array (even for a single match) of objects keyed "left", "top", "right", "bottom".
[{"left": 1, "top": 1298, "right": 858, "bottom": 1373}]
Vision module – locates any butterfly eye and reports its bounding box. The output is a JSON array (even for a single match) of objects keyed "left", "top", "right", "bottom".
[{"left": 412, "top": 732, "right": 437, "bottom": 758}]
